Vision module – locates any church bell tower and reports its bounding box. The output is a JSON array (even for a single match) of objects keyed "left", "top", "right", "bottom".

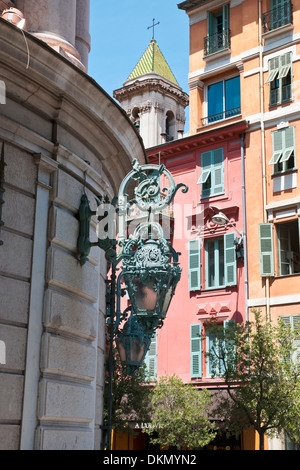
[{"left": 114, "top": 22, "right": 189, "bottom": 149}]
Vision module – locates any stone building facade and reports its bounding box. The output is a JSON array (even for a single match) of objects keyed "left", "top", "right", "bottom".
[{"left": 0, "top": 1, "right": 146, "bottom": 450}]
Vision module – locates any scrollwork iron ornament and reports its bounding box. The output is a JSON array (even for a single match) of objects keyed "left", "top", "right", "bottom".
[{"left": 118, "top": 159, "right": 188, "bottom": 242}]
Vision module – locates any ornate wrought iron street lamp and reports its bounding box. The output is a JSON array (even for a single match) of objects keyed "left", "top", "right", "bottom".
[
  {"left": 78, "top": 158, "right": 187, "bottom": 370},
  {"left": 77, "top": 158, "right": 188, "bottom": 449}
]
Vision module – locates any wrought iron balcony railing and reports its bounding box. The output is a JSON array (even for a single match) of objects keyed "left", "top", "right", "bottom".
[
  {"left": 204, "top": 28, "right": 231, "bottom": 56},
  {"left": 201, "top": 107, "right": 241, "bottom": 126},
  {"left": 262, "top": 1, "right": 293, "bottom": 33}
]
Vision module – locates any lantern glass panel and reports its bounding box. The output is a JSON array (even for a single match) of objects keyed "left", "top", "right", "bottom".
[
  {"left": 133, "top": 278, "right": 158, "bottom": 311},
  {"left": 162, "top": 284, "right": 173, "bottom": 317},
  {"left": 116, "top": 336, "right": 148, "bottom": 367}
]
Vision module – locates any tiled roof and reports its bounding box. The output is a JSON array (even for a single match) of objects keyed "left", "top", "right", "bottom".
[{"left": 126, "top": 39, "right": 178, "bottom": 86}]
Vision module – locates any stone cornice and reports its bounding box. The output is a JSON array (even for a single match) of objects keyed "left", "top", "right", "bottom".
[
  {"left": 114, "top": 77, "right": 189, "bottom": 108},
  {"left": 147, "top": 120, "right": 248, "bottom": 159}
]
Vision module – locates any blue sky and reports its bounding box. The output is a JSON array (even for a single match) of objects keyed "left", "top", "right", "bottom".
[{"left": 88, "top": 0, "right": 190, "bottom": 124}]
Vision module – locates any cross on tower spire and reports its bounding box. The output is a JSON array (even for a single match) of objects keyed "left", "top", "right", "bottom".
[{"left": 147, "top": 18, "right": 160, "bottom": 40}]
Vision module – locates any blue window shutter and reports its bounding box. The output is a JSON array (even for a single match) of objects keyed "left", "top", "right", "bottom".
[
  {"left": 191, "top": 324, "right": 202, "bottom": 378},
  {"left": 144, "top": 332, "right": 157, "bottom": 380},
  {"left": 188, "top": 239, "right": 201, "bottom": 291},
  {"left": 212, "top": 148, "right": 224, "bottom": 196},
  {"left": 224, "top": 232, "right": 237, "bottom": 286},
  {"left": 259, "top": 223, "right": 274, "bottom": 276}
]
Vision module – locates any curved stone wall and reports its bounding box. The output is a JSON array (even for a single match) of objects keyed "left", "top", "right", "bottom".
[{"left": 0, "top": 18, "right": 146, "bottom": 450}]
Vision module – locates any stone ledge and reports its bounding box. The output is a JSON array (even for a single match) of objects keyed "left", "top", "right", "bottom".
[
  {"left": 35, "top": 426, "right": 94, "bottom": 450},
  {"left": 40, "top": 333, "right": 97, "bottom": 384},
  {"left": 46, "top": 246, "right": 99, "bottom": 304},
  {"left": 43, "top": 288, "right": 98, "bottom": 342}
]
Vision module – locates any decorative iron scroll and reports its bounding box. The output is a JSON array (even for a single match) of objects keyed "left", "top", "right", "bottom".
[{"left": 77, "top": 159, "right": 188, "bottom": 265}]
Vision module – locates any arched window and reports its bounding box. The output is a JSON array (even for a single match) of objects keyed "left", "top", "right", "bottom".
[
  {"left": 166, "top": 110, "right": 175, "bottom": 141},
  {"left": 131, "top": 107, "right": 140, "bottom": 132}
]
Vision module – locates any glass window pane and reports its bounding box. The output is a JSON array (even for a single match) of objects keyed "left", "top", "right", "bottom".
[
  {"left": 208, "top": 81, "right": 223, "bottom": 119},
  {"left": 218, "top": 238, "right": 225, "bottom": 286},
  {"left": 206, "top": 240, "right": 215, "bottom": 287},
  {"left": 225, "top": 77, "right": 240, "bottom": 115}
]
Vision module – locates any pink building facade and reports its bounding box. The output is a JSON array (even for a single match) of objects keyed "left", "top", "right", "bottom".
[{"left": 146, "top": 119, "right": 248, "bottom": 390}]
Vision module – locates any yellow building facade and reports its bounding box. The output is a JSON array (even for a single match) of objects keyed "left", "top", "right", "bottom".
[
  {"left": 179, "top": 0, "right": 300, "bottom": 332},
  {"left": 179, "top": 0, "right": 300, "bottom": 449}
]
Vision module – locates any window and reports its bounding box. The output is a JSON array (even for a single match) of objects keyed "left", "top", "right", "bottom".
[
  {"left": 205, "top": 233, "right": 237, "bottom": 289},
  {"left": 268, "top": 126, "right": 296, "bottom": 173},
  {"left": 259, "top": 220, "right": 300, "bottom": 277},
  {"left": 270, "top": 0, "right": 292, "bottom": 31},
  {"left": 165, "top": 111, "right": 175, "bottom": 142},
  {"left": 206, "top": 320, "right": 235, "bottom": 377},
  {"left": 190, "top": 323, "right": 202, "bottom": 378},
  {"left": 144, "top": 332, "right": 157, "bottom": 380},
  {"left": 205, "top": 76, "right": 241, "bottom": 124},
  {"left": 197, "top": 148, "right": 224, "bottom": 198},
  {"left": 205, "top": 4, "right": 230, "bottom": 56},
  {"left": 205, "top": 238, "right": 225, "bottom": 288},
  {"left": 265, "top": 52, "right": 292, "bottom": 106},
  {"left": 279, "top": 315, "right": 300, "bottom": 366},
  {"left": 188, "top": 232, "right": 237, "bottom": 291},
  {"left": 131, "top": 107, "right": 140, "bottom": 132},
  {"left": 277, "top": 220, "right": 300, "bottom": 275}
]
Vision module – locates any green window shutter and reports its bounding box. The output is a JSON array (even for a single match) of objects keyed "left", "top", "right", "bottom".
[
  {"left": 212, "top": 148, "right": 224, "bottom": 196},
  {"left": 188, "top": 239, "right": 201, "bottom": 291},
  {"left": 207, "top": 328, "right": 220, "bottom": 377},
  {"left": 191, "top": 323, "right": 202, "bottom": 378},
  {"left": 259, "top": 223, "right": 274, "bottom": 276},
  {"left": 223, "top": 319, "right": 236, "bottom": 372},
  {"left": 207, "top": 11, "right": 214, "bottom": 36},
  {"left": 201, "top": 151, "right": 212, "bottom": 198},
  {"left": 280, "top": 315, "right": 300, "bottom": 366},
  {"left": 207, "top": 11, "right": 215, "bottom": 55},
  {"left": 200, "top": 148, "right": 224, "bottom": 197},
  {"left": 293, "top": 316, "right": 300, "bottom": 366},
  {"left": 224, "top": 232, "right": 237, "bottom": 286},
  {"left": 144, "top": 332, "right": 157, "bottom": 380},
  {"left": 280, "top": 126, "right": 295, "bottom": 163},
  {"left": 278, "top": 52, "right": 292, "bottom": 79},
  {"left": 269, "top": 129, "right": 283, "bottom": 165},
  {"left": 223, "top": 4, "right": 229, "bottom": 31},
  {"left": 265, "top": 56, "right": 280, "bottom": 83}
]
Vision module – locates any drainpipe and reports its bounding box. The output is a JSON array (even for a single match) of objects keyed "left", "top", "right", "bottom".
[
  {"left": 240, "top": 133, "right": 248, "bottom": 323},
  {"left": 258, "top": 0, "right": 270, "bottom": 319}
]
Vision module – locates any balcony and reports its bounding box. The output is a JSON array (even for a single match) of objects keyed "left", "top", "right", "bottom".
[
  {"left": 204, "top": 29, "right": 231, "bottom": 57},
  {"left": 201, "top": 107, "right": 241, "bottom": 127},
  {"left": 262, "top": 1, "right": 293, "bottom": 34}
]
